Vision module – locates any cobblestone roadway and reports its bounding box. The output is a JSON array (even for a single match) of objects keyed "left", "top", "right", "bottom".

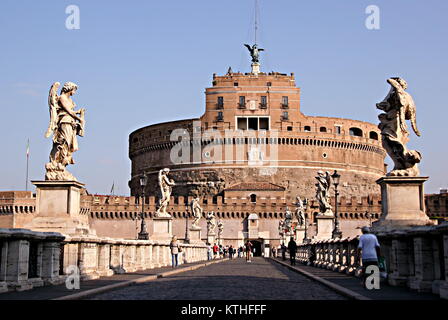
[{"left": 90, "top": 258, "right": 346, "bottom": 300}]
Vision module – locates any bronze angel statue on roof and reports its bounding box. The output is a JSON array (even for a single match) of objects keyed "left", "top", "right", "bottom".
[
  {"left": 244, "top": 44, "right": 264, "bottom": 63},
  {"left": 45, "top": 82, "right": 85, "bottom": 181}
]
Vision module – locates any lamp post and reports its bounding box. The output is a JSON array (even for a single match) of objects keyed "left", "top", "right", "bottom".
[
  {"left": 302, "top": 198, "right": 310, "bottom": 243},
  {"left": 138, "top": 174, "right": 149, "bottom": 240},
  {"left": 331, "top": 170, "right": 342, "bottom": 239},
  {"left": 184, "top": 204, "right": 190, "bottom": 244}
]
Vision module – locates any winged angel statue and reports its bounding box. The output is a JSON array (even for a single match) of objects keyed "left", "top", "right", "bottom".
[
  {"left": 45, "top": 82, "right": 85, "bottom": 181},
  {"left": 315, "top": 171, "right": 333, "bottom": 216},
  {"left": 376, "top": 77, "right": 422, "bottom": 176}
]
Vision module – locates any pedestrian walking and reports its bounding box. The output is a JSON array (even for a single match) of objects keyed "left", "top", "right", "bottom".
[
  {"left": 357, "top": 226, "right": 381, "bottom": 288},
  {"left": 281, "top": 243, "right": 287, "bottom": 261},
  {"left": 206, "top": 243, "right": 213, "bottom": 261},
  {"left": 170, "top": 236, "right": 181, "bottom": 268},
  {"left": 229, "top": 245, "right": 234, "bottom": 259},
  {"left": 213, "top": 243, "right": 219, "bottom": 259},
  {"left": 287, "top": 237, "right": 297, "bottom": 266},
  {"left": 245, "top": 240, "right": 253, "bottom": 262},
  {"left": 272, "top": 247, "right": 277, "bottom": 258}
]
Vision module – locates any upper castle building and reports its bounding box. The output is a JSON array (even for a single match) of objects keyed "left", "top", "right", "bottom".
[{"left": 129, "top": 67, "right": 386, "bottom": 202}]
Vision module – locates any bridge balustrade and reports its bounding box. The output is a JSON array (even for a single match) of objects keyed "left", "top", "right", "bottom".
[{"left": 0, "top": 228, "right": 208, "bottom": 293}]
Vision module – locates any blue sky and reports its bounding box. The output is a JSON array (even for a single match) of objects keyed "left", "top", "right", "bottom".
[{"left": 0, "top": 0, "right": 447, "bottom": 195}]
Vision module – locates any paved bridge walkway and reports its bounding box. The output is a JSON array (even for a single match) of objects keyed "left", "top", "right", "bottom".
[{"left": 0, "top": 257, "right": 441, "bottom": 300}]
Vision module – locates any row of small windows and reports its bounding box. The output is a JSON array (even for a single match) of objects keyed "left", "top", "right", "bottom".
[
  {"left": 133, "top": 127, "right": 378, "bottom": 142},
  {"left": 216, "top": 96, "right": 288, "bottom": 109},
  {"left": 138, "top": 137, "right": 384, "bottom": 155},
  {"left": 90, "top": 211, "right": 380, "bottom": 220}
]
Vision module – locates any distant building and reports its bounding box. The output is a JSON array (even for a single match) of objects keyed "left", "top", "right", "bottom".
[{"left": 426, "top": 189, "right": 448, "bottom": 222}]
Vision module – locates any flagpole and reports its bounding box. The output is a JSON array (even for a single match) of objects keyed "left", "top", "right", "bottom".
[{"left": 25, "top": 139, "right": 29, "bottom": 192}]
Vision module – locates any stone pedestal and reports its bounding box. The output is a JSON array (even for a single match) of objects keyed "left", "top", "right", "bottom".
[
  {"left": 152, "top": 217, "right": 173, "bottom": 241},
  {"left": 26, "top": 181, "right": 92, "bottom": 236},
  {"left": 372, "top": 177, "right": 435, "bottom": 231},
  {"left": 207, "top": 233, "right": 216, "bottom": 245},
  {"left": 189, "top": 227, "right": 203, "bottom": 244},
  {"left": 295, "top": 228, "right": 305, "bottom": 244},
  {"left": 314, "top": 215, "right": 334, "bottom": 241},
  {"left": 251, "top": 62, "right": 260, "bottom": 75}
]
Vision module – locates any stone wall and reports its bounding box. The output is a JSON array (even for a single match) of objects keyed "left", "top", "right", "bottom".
[
  {"left": 295, "top": 223, "right": 448, "bottom": 299},
  {"left": 0, "top": 228, "right": 208, "bottom": 293}
]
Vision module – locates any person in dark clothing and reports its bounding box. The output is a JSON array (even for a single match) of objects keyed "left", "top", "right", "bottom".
[
  {"left": 281, "top": 243, "right": 287, "bottom": 261},
  {"left": 287, "top": 237, "right": 297, "bottom": 266}
]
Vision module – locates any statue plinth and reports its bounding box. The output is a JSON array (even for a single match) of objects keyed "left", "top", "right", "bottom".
[
  {"left": 314, "top": 215, "right": 334, "bottom": 240},
  {"left": 372, "top": 176, "right": 435, "bottom": 231},
  {"left": 207, "top": 232, "right": 216, "bottom": 245},
  {"left": 26, "top": 180, "right": 92, "bottom": 236},
  {"left": 152, "top": 216, "right": 173, "bottom": 241},
  {"left": 189, "top": 227, "right": 203, "bottom": 244},
  {"left": 295, "top": 227, "right": 306, "bottom": 244},
  {"left": 251, "top": 63, "right": 260, "bottom": 75}
]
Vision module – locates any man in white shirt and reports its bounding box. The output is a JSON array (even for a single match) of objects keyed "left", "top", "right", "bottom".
[{"left": 357, "top": 226, "right": 381, "bottom": 288}]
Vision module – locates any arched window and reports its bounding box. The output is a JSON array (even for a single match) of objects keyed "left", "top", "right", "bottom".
[
  {"left": 319, "top": 127, "right": 327, "bottom": 132},
  {"left": 304, "top": 126, "right": 311, "bottom": 132},
  {"left": 250, "top": 194, "right": 257, "bottom": 203},
  {"left": 349, "top": 127, "right": 363, "bottom": 137},
  {"left": 369, "top": 131, "right": 379, "bottom": 140}
]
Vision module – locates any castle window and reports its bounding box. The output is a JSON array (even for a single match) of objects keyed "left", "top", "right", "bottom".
[
  {"left": 237, "top": 118, "right": 248, "bottom": 130},
  {"left": 217, "top": 96, "right": 224, "bottom": 109},
  {"left": 238, "top": 96, "right": 246, "bottom": 108},
  {"left": 237, "top": 117, "right": 269, "bottom": 131},
  {"left": 248, "top": 118, "right": 258, "bottom": 130},
  {"left": 335, "top": 126, "right": 342, "bottom": 135},
  {"left": 304, "top": 126, "right": 311, "bottom": 132},
  {"left": 260, "top": 96, "right": 267, "bottom": 109},
  {"left": 320, "top": 127, "right": 327, "bottom": 132},
  {"left": 369, "top": 131, "right": 378, "bottom": 140},
  {"left": 349, "top": 127, "right": 363, "bottom": 137},
  {"left": 259, "top": 118, "right": 269, "bottom": 130},
  {"left": 217, "top": 112, "right": 223, "bottom": 122},
  {"left": 234, "top": 82, "right": 238, "bottom": 86},
  {"left": 267, "top": 82, "right": 272, "bottom": 86},
  {"left": 250, "top": 194, "right": 257, "bottom": 203},
  {"left": 281, "top": 96, "right": 289, "bottom": 108},
  {"left": 282, "top": 111, "right": 289, "bottom": 121},
  {"left": 287, "top": 126, "right": 293, "bottom": 131}
]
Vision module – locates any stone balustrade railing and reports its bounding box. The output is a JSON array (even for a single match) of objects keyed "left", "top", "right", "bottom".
[
  {"left": 295, "top": 223, "right": 448, "bottom": 299},
  {"left": 0, "top": 228, "right": 208, "bottom": 293}
]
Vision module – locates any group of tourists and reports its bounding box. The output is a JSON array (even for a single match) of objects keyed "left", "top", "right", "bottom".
[{"left": 271, "top": 226, "right": 382, "bottom": 289}]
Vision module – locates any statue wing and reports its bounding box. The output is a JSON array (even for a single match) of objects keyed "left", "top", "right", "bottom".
[
  {"left": 45, "top": 82, "right": 60, "bottom": 138},
  {"left": 325, "top": 171, "right": 331, "bottom": 187},
  {"left": 244, "top": 44, "right": 252, "bottom": 52}
]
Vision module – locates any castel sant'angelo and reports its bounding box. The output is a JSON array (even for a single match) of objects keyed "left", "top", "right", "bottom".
[
  {"left": 123, "top": 44, "right": 386, "bottom": 247},
  {"left": 0, "top": 44, "right": 390, "bottom": 252}
]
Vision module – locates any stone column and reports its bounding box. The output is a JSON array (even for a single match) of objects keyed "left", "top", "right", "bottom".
[
  {"left": 110, "top": 244, "right": 125, "bottom": 274},
  {"left": 439, "top": 235, "right": 448, "bottom": 299},
  {"left": 6, "top": 240, "right": 32, "bottom": 291},
  {"left": 41, "top": 242, "right": 64, "bottom": 285},
  {"left": 78, "top": 242, "right": 99, "bottom": 280},
  {"left": 123, "top": 245, "right": 137, "bottom": 273},
  {"left": 0, "top": 241, "right": 8, "bottom": 293},
  {"left": 97, "top": 244, "right": 113, "bottom": 277},
  {"left": 409, "top": 236, "right": 435, "bottom": 292},
  {"left": 388, "top": 238, "right": 413, "bottom": 286},
  {"left": 152, "top": 245, "right": 160, "bottom": 268},
  {"left": 145, "top": 244, "right": 154, "bottom": 269}
]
